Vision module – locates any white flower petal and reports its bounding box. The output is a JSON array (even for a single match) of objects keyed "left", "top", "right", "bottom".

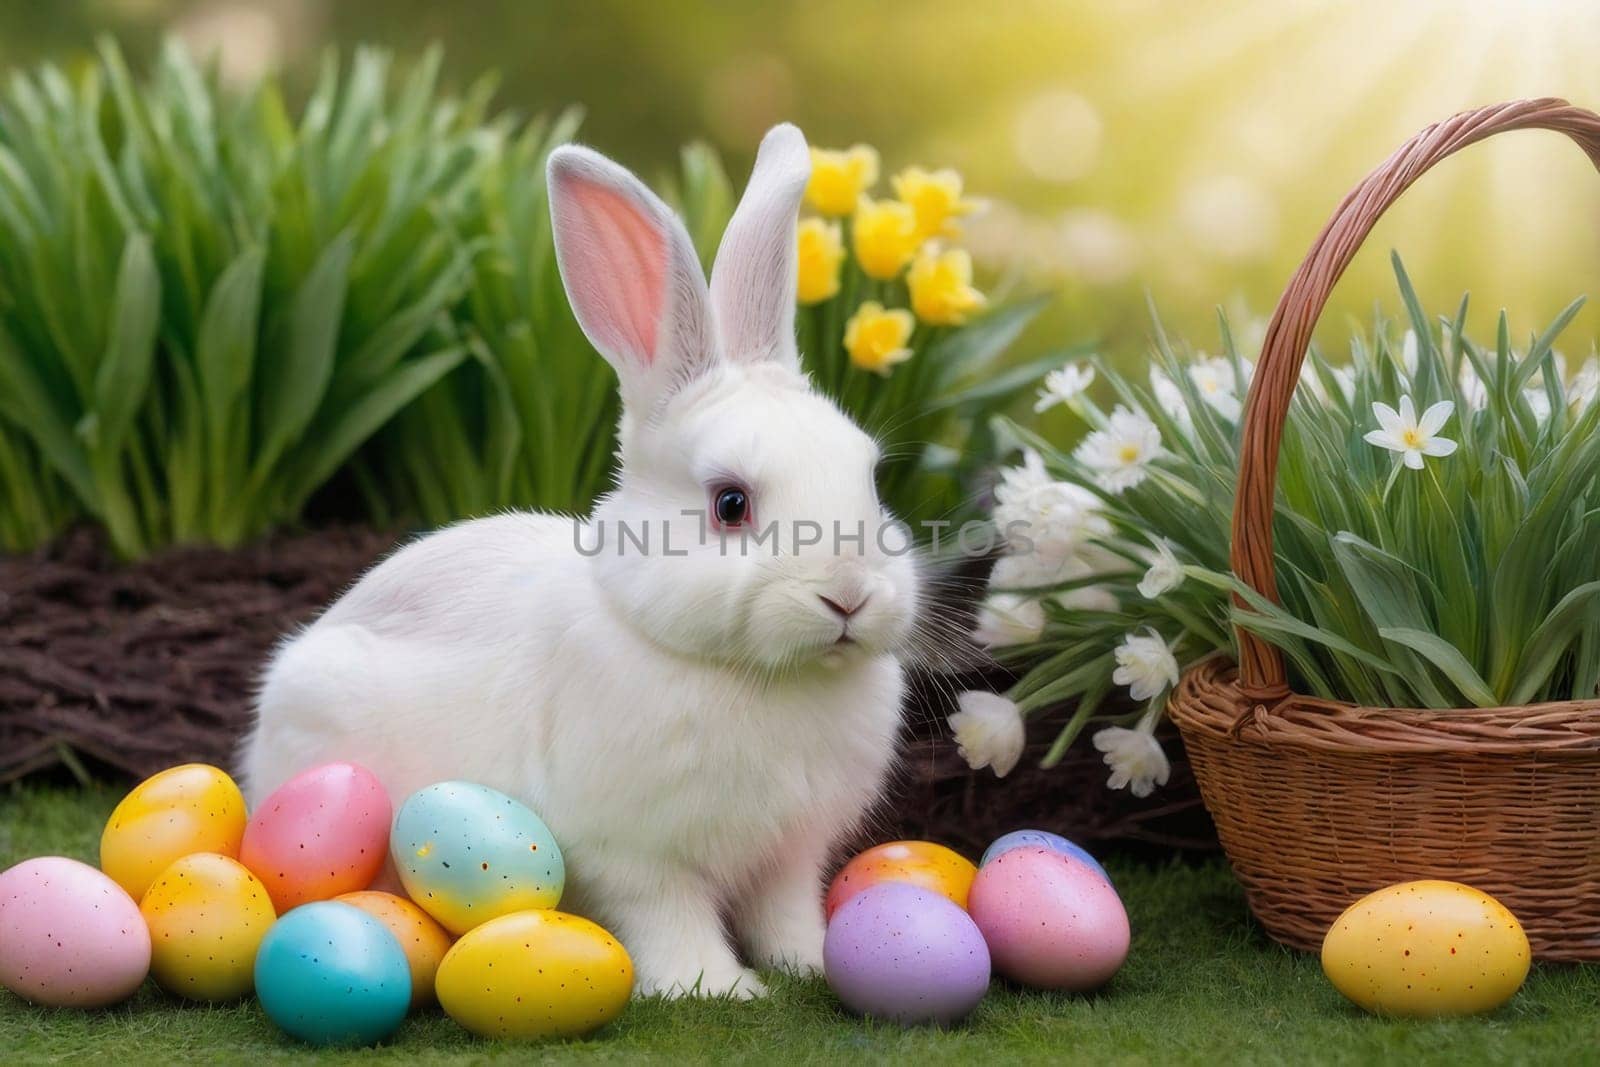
[
  {"left": 1417, "top": 399, "right": 1455, "bottom": 437},
  {"left": 949, "top": 692, "right": 1026, "bottom": 778},
  {"left": 1092, "top": 726, "right": 1172, "bottom": 797},
  {"left": 1397, "top": 394, "right": 1417, "bottom": 425},
  {"left": 1363, "top": 428, "right": 1400, "bottom": 452},
  {"left": 1372, "top": 402, "right": 1403, "bottom": 435},
  {"left": 1419, "top": 436, "right": 1458, "bottom": 457},
  {"left": 1403, "top": 449, "right": 1425, "bottom": 470}
]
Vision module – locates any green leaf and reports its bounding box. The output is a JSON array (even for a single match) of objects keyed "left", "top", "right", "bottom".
[
  {"left": 1508, "top": 580, "right": 1600, "bottom": 705},
  {"left": 1376, "top": 627, "right": 1497, "bottom": 707},
  {"left": 283, "top": 345, "right": 467, "bottom": 511},
  {"left": 89, "top": 234, "right": 161, "bottom": 456},
  {"left": 930, "top": 293, "right": 1051, "bottom": 386},
  {"left": 0, "top": 324, "right": 95, "bottom": 504},
  {"left": 196, "top": 248, "right": 265, "bottom": 440},
  {"left": 254, "top": 232, "right": 354, "bottom": 480}
]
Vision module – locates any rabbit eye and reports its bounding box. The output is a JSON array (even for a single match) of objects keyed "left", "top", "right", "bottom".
[{"left": 712, "top": 486, "right": 751, "bottom": 528}]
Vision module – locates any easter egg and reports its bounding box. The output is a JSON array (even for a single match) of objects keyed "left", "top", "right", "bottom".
[
  {"left": 140, "top": 853, "right": 275, "bottom": 1000},
  {"left": 435, "top": 910, "right": 633, "bottom": 1039},
  {"left": 825, "top": 841, "right": 977, "bottom": 919},
  {"left": 337, "top": 891, "right": 453, "bottom": 1007},
  {"left": 100, "top": 763, "right": 248, "bottom": 901},
  {"left": 1320, "top": 880, "right": 1531, "bottom": 1017},
  {"left": 392, "top": 782, "right": 564, "bottom": 936},
  {"left": 980, "top": 829, "right": 1109, "bottom": 883},
  {"left": 823, "top": 882, "right": 990, "bottom": 1026},
  {"left": 0, "top": 856, "right": 150, "bottom": 1007},
  {"left": 239, "top": 762, "right": 391, "bottom": 912},
  {"left": 968, "top": 848, "right": 1129, "bottom": 991},
  {"left": 255, "top": 901, "right": 411, "bottom": 1046}
]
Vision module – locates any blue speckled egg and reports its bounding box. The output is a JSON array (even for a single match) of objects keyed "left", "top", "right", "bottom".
[
  {"left": 254, "top": 901, "right": 411, "bottom": 1046},
  {"left": 392, "top": 782, "right": 564, "bottom": 936},
  {"left": 979, "top": 829, "right": 1109, "bottom": 883}
]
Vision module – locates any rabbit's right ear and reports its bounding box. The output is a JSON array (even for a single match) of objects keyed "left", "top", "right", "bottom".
[{"left": 548, "top": 145, "right": 716, "bottom": 410}]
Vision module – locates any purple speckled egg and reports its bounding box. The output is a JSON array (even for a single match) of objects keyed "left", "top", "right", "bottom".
[
  {"left": 968, "top": 848, "right": 1128, "bottom": 991},
  {"left": 0, "top": 856, "right": 151, "bottom": 1007},
  {"left": 823, "top": 882, "right": 990, "bottom": 1026}
]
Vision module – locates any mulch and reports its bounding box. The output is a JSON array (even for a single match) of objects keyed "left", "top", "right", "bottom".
[{"left": 0, "top": 527, "right": 1215, "bottom": 852}]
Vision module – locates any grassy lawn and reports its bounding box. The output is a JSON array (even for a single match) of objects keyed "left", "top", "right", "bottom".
[{"left": 2, "top": 784, "right": 1597, "bottom": 1065}]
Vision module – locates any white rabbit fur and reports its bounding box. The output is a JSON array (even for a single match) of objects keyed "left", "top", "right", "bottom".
[{"left": 239, "top": 123, "right": 919, "bottom": 999}]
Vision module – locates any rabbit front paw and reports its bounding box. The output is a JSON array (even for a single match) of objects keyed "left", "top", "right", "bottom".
[
  {"left": 736, "top": 876, "right": 828, "bottom": 976},
  {"left": 636, "top": 959, "right": 769, "bottom": 1000}
]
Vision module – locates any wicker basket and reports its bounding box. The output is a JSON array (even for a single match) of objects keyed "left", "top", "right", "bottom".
[{"left": 1167, "top": 98, "right": 1600, "bottom": 962}]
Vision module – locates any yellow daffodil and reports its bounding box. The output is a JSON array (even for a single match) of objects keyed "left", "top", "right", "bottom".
[
  {"left": 844, "top": 301, "right": 915, "bottom": 376},
  {"left": 908, "top": 245, "right": 987, "bottom": 325},
  {"left": 852, "top": 196, "right": 920, "bottom": 280},
  {"left": 805, "top": 145, "right": 879, "bottom": 216},
  {"left": 795, "top": 218, "right": 845, "bottom": 304},
  {"left": 893, "top": 166, "right": 976, "bottom": 241}
]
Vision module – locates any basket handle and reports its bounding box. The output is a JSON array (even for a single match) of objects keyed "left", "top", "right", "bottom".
[{"left": 1230, "top": 98, "right": 1600, "bottom": 701}]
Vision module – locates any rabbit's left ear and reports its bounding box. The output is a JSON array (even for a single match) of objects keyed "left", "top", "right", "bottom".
[{"left": 709, "top": 124, "right": 811, "bottom": 372}]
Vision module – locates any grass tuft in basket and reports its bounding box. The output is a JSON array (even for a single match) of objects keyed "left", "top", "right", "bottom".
[{"left": 964, "top": 257, "right": 1600, "bottom": 781}]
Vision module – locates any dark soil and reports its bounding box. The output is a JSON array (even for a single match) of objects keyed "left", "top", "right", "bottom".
[
  {"left": 0, "top": 526, "right": 400, "bottom": 783},
  {"left": 1, "top": 527, "right": 1214, "bottom": 851}
]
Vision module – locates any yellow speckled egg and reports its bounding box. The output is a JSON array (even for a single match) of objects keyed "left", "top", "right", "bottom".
[
  {"left": 1321, "top": 879, "right": 1531, "bottom": 1017},
  {"left": 101, "top": 763, "right": 248, "bottom": 901},
  {"left": 337, "top": 891, "right": 454, "bottom": 1007},
  {"left": 435, "top": 910, "right": 632, "bottom": 1039},
  {"left": 140, "top": 853, "right": 276, "bottom": 1000}
]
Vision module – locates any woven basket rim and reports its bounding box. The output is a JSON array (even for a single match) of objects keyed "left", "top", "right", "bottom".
[{"left": 1171, "top": 658, "right": 1600, "bottom": 756}]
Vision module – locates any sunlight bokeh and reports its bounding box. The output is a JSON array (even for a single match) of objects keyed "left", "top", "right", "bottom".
[{"left": 7, "top": 0, "right": 1600, "bottom": 356}]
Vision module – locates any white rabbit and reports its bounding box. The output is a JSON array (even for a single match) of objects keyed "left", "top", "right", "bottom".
[{"left": 239, "top": 124, "right": 920, "bottom": 999}]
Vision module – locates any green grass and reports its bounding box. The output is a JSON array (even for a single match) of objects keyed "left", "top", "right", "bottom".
[{"left": 3, "top": 784, "right": 1597, "bottom": 1065}]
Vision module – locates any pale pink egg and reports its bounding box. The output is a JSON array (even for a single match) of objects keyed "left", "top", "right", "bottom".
[
  {"left": 0, "top": 856, "right": 151, "bottom": 1007},
  {"left": 239, "top": 762, "right": 391, "bottom": 912},
  {"left": 967, "top": 847, "right": 1129, "bottom": 991}
]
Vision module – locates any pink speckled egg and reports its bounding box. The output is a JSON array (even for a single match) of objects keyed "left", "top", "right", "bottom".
[
  {"left": 967, "top": 848, "right": 1129, "bottom": 991},
  {"left": 0, "top": 857, "right": 150, "bottom": 1007},
  {"left": 823, "top": 882, "right": 990, "bottom": 1026},
  {"left": 240, "top": 762, "right": 391, "bottom": 912}
]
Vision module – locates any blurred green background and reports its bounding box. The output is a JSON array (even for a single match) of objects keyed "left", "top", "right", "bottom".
[{"left": 7, "top": 0, "right": 1600, "bottom": 358}]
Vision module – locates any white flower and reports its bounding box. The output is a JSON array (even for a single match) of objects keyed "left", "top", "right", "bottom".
[
  {"left": 1458, "top": 360, "right": 1488, "bottom": 409},
  {"left": 1092, "top": 726, "right": 1171, "bottom": 797},
  {"left": 1073, "top": 406, "right": 1162, "bottom": 493},
  {"left": 1399, "top": 329, "right": 1419, "bottom": 376},
  {"left": 1034, "top": 363, "right": 1095, "bottom": 413},
  {"left": 971, "top": 593, "right": 1045, "bottom": 648},
  {"left": 1188, "top": 356, "right": 1243, "bottom": 420},
  {"left": 991, "top": 450, "right": 1111, "bottom": 559},
  {"left": 950, "top": 692, "right": 1026, "bottom": 778},
  {"left": 1138, "top": 539, "right": 1184, "bottom": 599},
  {"left": 1524, "top": 389, "right": 1552, "bottom": 421},
  {"left": 1363, "top": 395, "right": 1458, "bottom": 470},
  {"left": 1149, "top": 368, "right": 1193, "bottom": 431},
  {"left": 1570, "top": 357, "right": 1599, "bottom": 409},
  {"left": 1111, "top": 628, "right": 1180, "bottom": 701},
  {"left": 987, "top": 554, "right": 1120, "bottom": 617},
  {"left": 1331, "top": 365, "right": 1356, "bottom": 401}
]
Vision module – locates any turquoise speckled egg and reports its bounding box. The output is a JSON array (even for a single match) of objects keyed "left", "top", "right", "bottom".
[
  {"left": 254, "top": 901, "right": 410, "bottom": 1046},
  {"left": 392, "top": 782, "right": 564, "bottom": 936}
]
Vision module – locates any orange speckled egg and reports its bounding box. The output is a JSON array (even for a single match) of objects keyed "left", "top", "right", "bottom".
[
  {"left": 100, "top": 763, "right": 248, "bottom": 901},
  {"left": 140, "top": 853, "right": 276, "bottom": 1000},
  {"left": 337, "top": 891, "right": 454, "bottom": 1007},
  {"left": 239, "top": 762, "right": 391, "bottom": 912},
  {"left": 825, "top": 841, "right": 977, "bottom": 918},
  {"left": 1321, "top": 879, "right": 1531, "bottom": 1017}
]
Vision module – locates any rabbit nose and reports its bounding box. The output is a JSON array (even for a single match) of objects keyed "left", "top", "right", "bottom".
[{"left": 819, "top": 593, "right": 868, "bottom": 619}]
